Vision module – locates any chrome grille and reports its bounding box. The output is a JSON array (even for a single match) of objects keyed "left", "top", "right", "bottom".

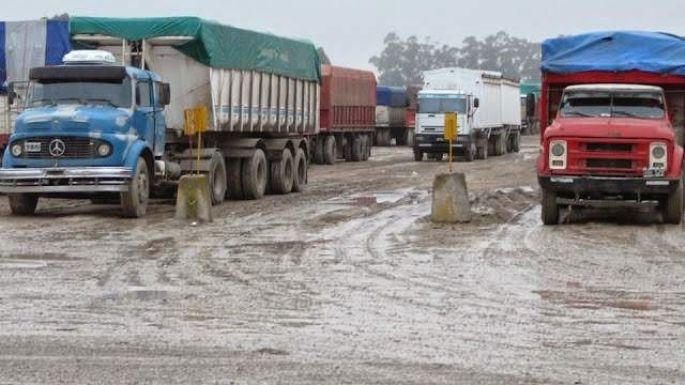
[{"left": 15, "top": 137, "right": 105, "bottom": 159}]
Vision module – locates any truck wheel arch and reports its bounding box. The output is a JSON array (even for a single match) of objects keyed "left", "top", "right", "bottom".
[
  {"left": 125, "top": 140, "right": 154, "bottom": 176},
  {"left": 671, "top": 145, "right": 685, "bottom": 177}
]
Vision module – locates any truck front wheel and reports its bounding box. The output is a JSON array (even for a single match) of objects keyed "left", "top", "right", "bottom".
[
  {"left": 541, "top": 189, "right": 559, "bottom": 225},
  {"left": 8, "top": 194, "right": 38, "bottom": 216},
  {"left": 413, "top": 150, "right": 424, "bottom": 162},
  {"left": 121, "top": 157, "right": 150, "bottom": 218},
  {"left": 663, "top": 177, "right": 683, "bottom": 224}
]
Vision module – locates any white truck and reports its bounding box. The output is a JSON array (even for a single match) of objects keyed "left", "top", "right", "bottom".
[{"left": 413, "top": 67, "right": 521, "bottom": 161}]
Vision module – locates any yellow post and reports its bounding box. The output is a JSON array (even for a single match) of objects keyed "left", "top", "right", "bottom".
[
  {"left": 184, "top": 106, "right": 209, "bottom": 175},
  {"left": 444, "top": 112, "right": 458, "bottom": 173}
]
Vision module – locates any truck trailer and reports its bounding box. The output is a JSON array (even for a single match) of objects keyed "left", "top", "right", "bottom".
[
  {"left": 538, "top": 31, "right": 685, "bottom": 225},
  {"left": 375, "top": 86, "right": 413, "bottom": 146},
  {"left": 0, "top": 17, "right": 321, "bottom": 217},
  {"left": 0, "top": 19, "right": 72, "bottom": 157},
  {"left": 312, "top": 64, "right": 376, "bottom": 164},
  {"left": 414, "top": 67, "right": 521, "bottom": 162}
]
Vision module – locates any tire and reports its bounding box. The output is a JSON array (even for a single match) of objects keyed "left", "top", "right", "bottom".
[
  {"left": 361, "top": 134, "right": 370, "bottom": 161},
  {"left": 465, "top": 142, "right": 476, "bottom": 162},
  {"left": 513, "top": 132, "right": 521, "bottom": 153},
  {"left": 121, "top": 157, "right": 150, "bottom": 218},
  {"left": 351, "top": 135, "right": 363, "bottom": 162},
  {"left": 383, "top": 129, "right": 392, "bottom": 146},
  {"left": 313, "top": 137, "right": 324, "bottom": 165},
  {"left": 405, "top": 129, "right": 415, "bottom": 147},
  {"left": 541, "top": 189, "right": 559, "bottom": 225},
  {"left": 209, "top": 152, "right": 227, "bottom": 205},
  {"left": 323, "top": 135, "right": 336, "bottom": 165},
  {"left": 663, "top": 176, "right": 683, "bottom": 224},
  {"left": 375, "top": 131, "right": 383, "bottom": 146},
  {"left": 226, "top": 158, "right": 244, "bottom": 200},
  {"left": 269, "top": 148, "right": 294, "bottom": 195},
  {"left": 434, "top": 153, "right": 444, "bottom": 161},
  {"left": 477, "top": 141, "right": 489, "bottom": 160},
  {"left": 366, "top": 134, "right": 372, "bottom": 159},
  {"left": 242, "top": 149, "right": 268, "bottom": 200},
  {"left": 292, "top": 147, "right": 307, "bottom": 193},
  {"left": 8, "top": 194, "right": 38, "bottom": 216},
  {"left": 413, "top": 150, "right": 424, "bottom": 162},
  {"left": 493, "top": 134, "right": 505, "bottom": 156}
]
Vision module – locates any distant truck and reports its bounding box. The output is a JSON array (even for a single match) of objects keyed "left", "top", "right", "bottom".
[
  {"left": 313, "top": 64, "right": 376, "bottom": 164},
  {"left": 520, "top": 81, "right": 540, "bottom": 135},
  {"left": 375, "top": 86, "right": 414, "bottom": 146},
  {"left": 0, "top": 17, "right": 321, "bottom": 217},
  {"left": 414, "top": 67, "right": 521, "bottom": 161},
  {"left": 0, "top": 20, "right": 72, "bottom": 157},
  {"left": 538, "top": 31, "right": 685, "bottom": 225}
]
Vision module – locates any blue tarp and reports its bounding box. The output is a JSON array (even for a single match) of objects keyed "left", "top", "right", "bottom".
[
  {"left": 377, "top": 86, "right": 407, "bottom": 107},
  {"left": 0, "top": 20, "right": 71, "bottom": 92},
  {"left": 541, "top": 31, "right": 685, "bottom": 76}
]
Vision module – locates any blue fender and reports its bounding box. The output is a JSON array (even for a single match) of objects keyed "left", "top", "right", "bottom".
[{"left": 123, "top": 139, "right": 152, "bottom": 171}]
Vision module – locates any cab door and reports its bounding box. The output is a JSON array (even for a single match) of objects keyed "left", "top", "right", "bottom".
[
  {"left": 133, "top": 79, "right": 155, "bottom": 152},
  {"left": 152, "top": 81, "right": 167, "bottom": 157}
]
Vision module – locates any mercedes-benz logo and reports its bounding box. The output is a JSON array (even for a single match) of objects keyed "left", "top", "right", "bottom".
[{"left": 48, "top": 139, "right": 66, "bottom": 157}]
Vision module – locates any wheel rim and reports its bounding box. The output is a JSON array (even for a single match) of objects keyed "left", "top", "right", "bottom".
[
  {"left": 213, "top": 166, "right": 226, "bottom": 199},
  {"left": 137, "top": 166, "right": 149, "bottom": 205}
]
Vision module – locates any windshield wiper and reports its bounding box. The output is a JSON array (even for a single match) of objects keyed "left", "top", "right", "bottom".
[
  {"left": 611, "top": 110, "right": 644, "bottom": 119},
  {"left": 86, "top": 98, "right": 118, "bottom": 108},
  {"left": 563, "top": 110, "right": 594, "bottom": 117}
]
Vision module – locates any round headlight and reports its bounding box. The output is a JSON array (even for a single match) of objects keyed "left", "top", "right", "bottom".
[
  {"left": 652, "top": 145, "right": 666, "bottom": 159},
  {"left": 10, "top": 143, "right": 22, "bottom": 157},
  {"left": 551, "top": 143, "right": 565, "bottom": 157},
  {"left": 97, "top": 143, "right": 111, "bottom": 157}
]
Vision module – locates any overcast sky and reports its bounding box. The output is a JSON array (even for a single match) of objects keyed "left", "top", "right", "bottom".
[{"left": 7, "top": 0, "right": 684, "bottom": 71}]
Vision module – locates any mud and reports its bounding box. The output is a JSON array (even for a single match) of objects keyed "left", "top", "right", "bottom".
[{"left": 0, "top": 136, "right": 683, "bottom": 384}]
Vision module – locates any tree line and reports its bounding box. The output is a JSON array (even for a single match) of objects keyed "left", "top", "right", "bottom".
[{"left": 370, "top": 31, "right": 541, "bottom": 86}]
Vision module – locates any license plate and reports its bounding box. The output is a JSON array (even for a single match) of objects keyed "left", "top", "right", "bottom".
[{"left": 24, "top": 142, "right": 41, "bottom": 153}]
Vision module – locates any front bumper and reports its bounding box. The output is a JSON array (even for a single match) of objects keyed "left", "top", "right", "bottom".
[
  {"left": 539, "top": 175, "right": 679, "bottom": 195},
  {"left": 414, "top": 134, "right": 471, "bottom": 153},
  {"left": 0, "top": 167, "right": 133, "bottom": 193}
]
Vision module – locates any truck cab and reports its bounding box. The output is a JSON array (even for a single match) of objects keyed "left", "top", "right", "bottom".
[
  {"left": 538, "top": 84, "right": 684, "bottom": 224},
  {"left": 414, "top": 90, "right": 479, "bottom": 161},
  {"left": 0, "top": 50, "right": 170, "bottom": 217}
]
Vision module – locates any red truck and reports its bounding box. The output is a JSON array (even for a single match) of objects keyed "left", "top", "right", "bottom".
[
  {"left": 313, "top": 65, "right": 376, "bottom": 164},
  {"left": 538, "top": 32, "right": 685, "bottom": 225}
]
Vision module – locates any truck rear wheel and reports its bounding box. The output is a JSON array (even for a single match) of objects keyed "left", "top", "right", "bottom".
[
  {"left": 209, "top": 152, "right": 227, "bottom": 205},
  {"left": 270, "top": 148, "right": 294, "bottom": 195},
  {"left": 323, "top": 135, "right": 336, "bottom": 165},
  {"left": 663, "top": 177, "right": 683, "bottom": 224},
  {"left": 351, "top": 135, "right": 363, "bottom": 162},
  {"left": 477, "top": 142, "right": 488, "bottom": 160},
  {"left": 465, "top": 142, "right": 476, "bottom": 162},
  {"left": 121, "top": 157, "right": 149, "bottom": 218},
  {"left": 8, "top": 194, "right": 38, "bottom": 216},
  {"left": 242, "top": 149, "right": 267, "bottom": 200},
  {"left": 493, "top": 134, "right": 506, "bottom": 156},
  {"left": 361, "top": 134, "right": 370, "bottom": 161},
  {"left": 434, "top": 153, "right": 444, "bottom": 161},
  {"left": 510, "top": 132, "right": 521, "bottom": 153},
  {"left": 313, "top": 137, "right": 324, "bottom": 165},
  {"left": 226, "top": 158, "right": 244, "bottom": 200},
  {"left": 541, "top": 189, "right": 559, "bottom": 225},
  {"left": 292, "top": 147, "right": 307, "bottom": 193}
]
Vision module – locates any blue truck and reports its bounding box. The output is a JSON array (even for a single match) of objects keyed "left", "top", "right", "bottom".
[{"left": 0, "top": 17, "right": 321, "bottom": 217}]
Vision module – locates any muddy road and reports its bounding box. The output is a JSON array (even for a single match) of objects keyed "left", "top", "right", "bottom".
[{"left": 0, "top": 136, "right": 683, "bottom": 384}]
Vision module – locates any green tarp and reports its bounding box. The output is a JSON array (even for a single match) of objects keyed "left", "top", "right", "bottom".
[
  {"left": 70, "top": 17, "right": 321, "bottom": 82},
  {"left": 520, "top": 81, "right": 541, "bottom": 97}
]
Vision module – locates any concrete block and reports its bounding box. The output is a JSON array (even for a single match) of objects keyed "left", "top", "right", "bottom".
[
  {"left": 175, "top": 174, "right": 213, "bottom": 222},
  {"left": 432, "top": 172, "right": 472, "bottom": 223}
]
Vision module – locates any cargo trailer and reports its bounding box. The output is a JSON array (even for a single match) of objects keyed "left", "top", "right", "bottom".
[
  {"left": 375, "top": 86, "right": 413, "bottom": 146},
  {"left": 313, "top": 64, "right": 376, "bottom": 164},
  {"left": 415, "top": 67, "right": 521, "bottom": 161},
  {"left": 0, "top": 17, "right": 321, "bottom": 217},
  {"left": 0, "top": 20, "right": 72, "bottom": 159}
]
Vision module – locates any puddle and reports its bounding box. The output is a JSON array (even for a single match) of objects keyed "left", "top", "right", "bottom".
[
  {"left": 325, "top": 189, "right": 412, "bottom": 206},
  {"left": 0, "top": 259, "right": 49, "bottom": 269}
]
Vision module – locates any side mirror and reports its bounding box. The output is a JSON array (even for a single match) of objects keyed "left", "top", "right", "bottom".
[
  {"left": 526, "top": 93, "right": 536, "bottom": 117},
  {"left": 159, "top": 82, "right": 171, "bottom": 106},
  {"left": 473, "top": 97, "right": 480, "bottom": 109},
  {"left": 7, "top": 82, "right": 16, "bottom": 106}
]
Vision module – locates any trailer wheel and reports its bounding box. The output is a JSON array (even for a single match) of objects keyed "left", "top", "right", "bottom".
[
  {"left": 492, "top": 134, "right": 505, "bottom": 156},
  {"left": 270, "top": 148, "right": 294, "bottom": 195},
  {"left": 663, "top": 176, "right": 683, "bottom": 224},
  {"left": 242, "top": 149, "right": 267, "bottom": 200},
  {"left": 405, "top": 129, "right": 415, "bottom": 147},
  {"left": 365, "top": 134, "right": 373, "bottom": 159},
  {"left": 413, "top": 150, "right": 424, "bottom": 162},
  {"left": 323, "top": 135, "right": 337, "bottom": 165},
  {"left": 351, "top": 135, "right": 363, "bottom": 162},
  {"left": 226, "top": 158, "right": 244, "bottom": 200},
  {"left": 541, "top": 189, "right": 559, "bottom": 225},
  {"left": 121, "top": 157, "right": 150, "bottom": 218},
  {"left": 465, "top": 142, "right": 476, "bottom": 162},
  {"left": 209, "top": 152, "right": 227, "bottom": 205},
  {"left": 512, "top": 132, "right": 521, "bottom": 153},
  {"left": 292, "top": 148, "right": 307, "bottom": 193},
  {"left": 361, "top": 134, "right": 370, "bottom": 161},
  {"left": 8, "top": 194, "right": 38, "bottom": 216},
  {"left": 477, "top": 142, "right": 489, "bottom": 160},
  {"left": 313, "top": 137, "right": 324, "bottom": 164}
]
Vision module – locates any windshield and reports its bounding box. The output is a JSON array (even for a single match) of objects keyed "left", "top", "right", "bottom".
[
  {"left": 560, "top": 90, "right": 665, "bottom": 119},
  {"left": 419, "top": 95, "right": 467, "bottom": 114},
  {"left": 27, "top": 79, "right": 133, "bottom": 108}
]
